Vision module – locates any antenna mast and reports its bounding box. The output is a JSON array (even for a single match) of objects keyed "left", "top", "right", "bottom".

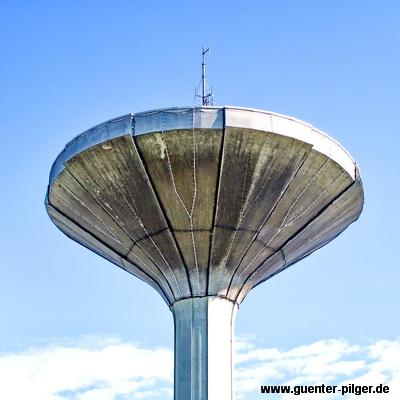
[{"left": 196, "top": 45, "right": 214, "bottom": 106}]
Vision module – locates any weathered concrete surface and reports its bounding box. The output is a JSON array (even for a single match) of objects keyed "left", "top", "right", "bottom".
[{"left": 46, "top": 106, "right": 364, "bottom": 306}]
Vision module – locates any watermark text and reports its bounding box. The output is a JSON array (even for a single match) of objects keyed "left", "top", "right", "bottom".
[{"left": 261, "top": 383, "right": 390, "bottom": 396}]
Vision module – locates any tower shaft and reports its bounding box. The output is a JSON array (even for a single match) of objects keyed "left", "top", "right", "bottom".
[{"left": 172, "top": 297, "right": 237, "bottom": 400}]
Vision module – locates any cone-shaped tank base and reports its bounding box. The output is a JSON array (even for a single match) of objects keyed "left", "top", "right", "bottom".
[
  {"left": 46, "top": 107, "right": 363, "bottom": 306},
  {"left": 172, "top": 297, "right": 238, "bottom": 400}
]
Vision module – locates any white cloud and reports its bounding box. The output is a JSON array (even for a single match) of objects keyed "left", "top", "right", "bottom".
[
  {"left": 0, "top": 336, "right": 173, "bottom": 400},
  {"left": 235, "top": 336, "right": 400, "bottom": 400},
  {"left": 0, "top": 335, "right": 399, "bottom": 400}
]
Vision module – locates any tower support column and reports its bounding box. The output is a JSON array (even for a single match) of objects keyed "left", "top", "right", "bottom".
[{"left": 171, "top": 296, "right": 238, "bottom": 400}]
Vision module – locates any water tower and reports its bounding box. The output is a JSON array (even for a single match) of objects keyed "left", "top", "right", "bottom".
[{"left": 45, "top": 52, "right": 363, "bottom": 400}]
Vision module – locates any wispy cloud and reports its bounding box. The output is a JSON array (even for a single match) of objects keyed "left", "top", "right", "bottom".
[
  {"left": 0, "top": 335, "right": 399, "bottom": 400},
  {"left": 235, "top": 336, "right": 400, "bottom": 399}
]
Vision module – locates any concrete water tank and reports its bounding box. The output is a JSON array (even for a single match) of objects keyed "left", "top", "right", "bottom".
[{"left": 46, "top": 106, "right": 364, "bottom": 399}]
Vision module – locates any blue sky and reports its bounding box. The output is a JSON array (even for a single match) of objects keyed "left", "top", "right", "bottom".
[{"left": 0, "top": 1, "right": 399, "bottom": 399}]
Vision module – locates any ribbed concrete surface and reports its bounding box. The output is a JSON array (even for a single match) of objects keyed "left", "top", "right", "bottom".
[{"left": 46, "top": 107, "right": 364, "bottom": 306}]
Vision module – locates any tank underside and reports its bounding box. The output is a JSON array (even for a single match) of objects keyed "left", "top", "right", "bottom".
[{"left": 46, "top": 107, "right": 363, "bottom": 306}]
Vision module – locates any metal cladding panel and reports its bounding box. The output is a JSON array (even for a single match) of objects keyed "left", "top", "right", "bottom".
[
  {"left": 50, "top": 114, "right": 132, "bottom": 184},
  {"left": 224, "top": 107, "right": 356, "bottom": 178},
  {"left": 133, "top": 107, "right": 223, "bottom": 136},
  {"left": 193, "top": 108, "right": 224, "bottom": 129},
  {"left": 47, "top": 106, "right": 364, "bottom": 306}
]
